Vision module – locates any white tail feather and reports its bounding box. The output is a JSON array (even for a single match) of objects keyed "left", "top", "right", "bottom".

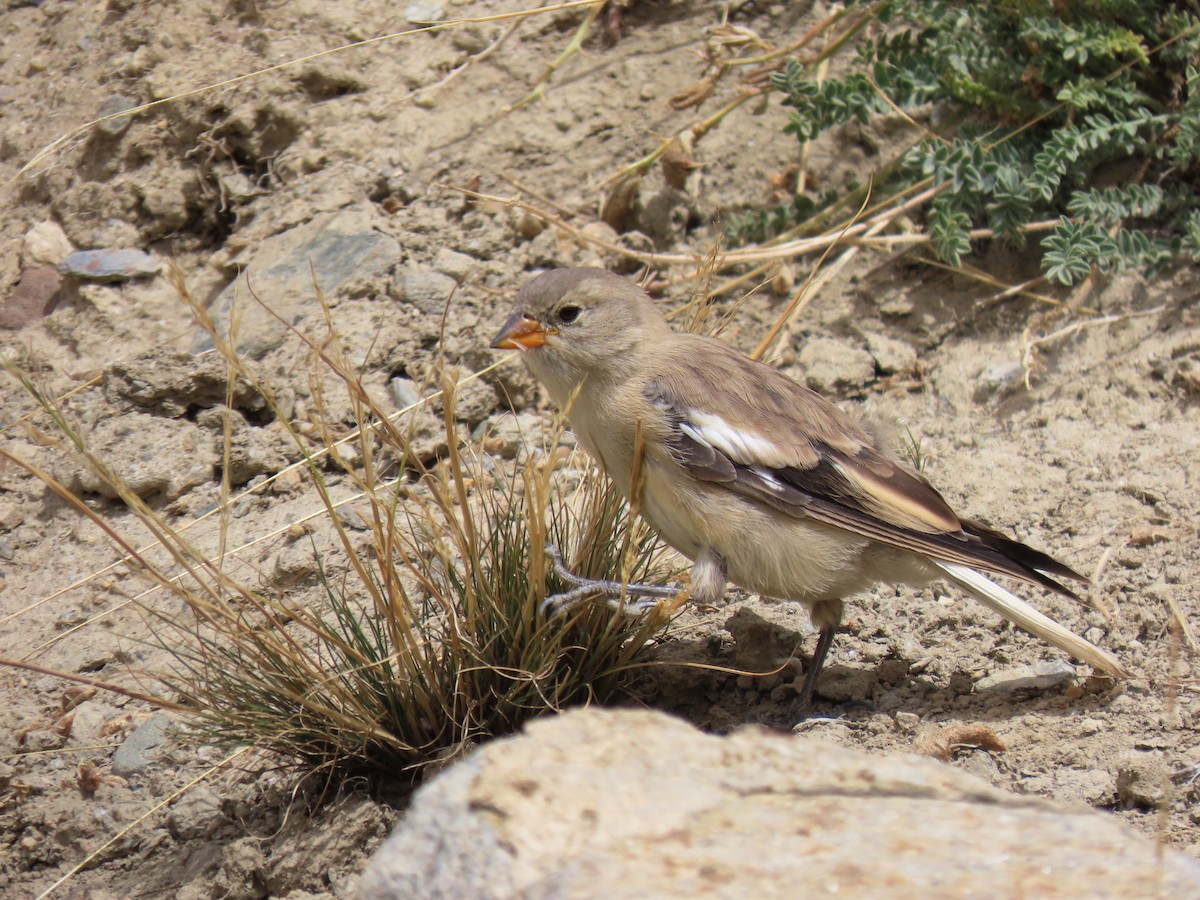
[{"left": 933, "top": 561, "right": 1130, "bottom": 679}]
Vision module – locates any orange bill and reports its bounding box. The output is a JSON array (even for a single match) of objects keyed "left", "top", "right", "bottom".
[{"left": 491, "top": 312, "right": 549, "bottom": 350}]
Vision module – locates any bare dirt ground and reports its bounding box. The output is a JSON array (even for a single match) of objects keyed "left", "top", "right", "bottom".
[{"left": 0, "top": 1, "right": 1197, "bottom": 897}]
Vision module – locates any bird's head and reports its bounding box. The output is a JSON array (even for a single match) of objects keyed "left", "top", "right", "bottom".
[{"left": 491, "top": 268, "right": 671, "bottom": 400}]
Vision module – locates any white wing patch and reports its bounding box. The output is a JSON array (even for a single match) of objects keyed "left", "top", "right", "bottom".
[
  {"left": 682, "top": 410, "right": 784, "bottom": 466},
  {"left": 750, "top": 466, "right": 786, "bottom": 492}
]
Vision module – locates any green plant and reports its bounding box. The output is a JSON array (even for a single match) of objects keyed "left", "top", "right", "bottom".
[{"left": 767, "top": 1, "right": 1200, "bottom": 283}]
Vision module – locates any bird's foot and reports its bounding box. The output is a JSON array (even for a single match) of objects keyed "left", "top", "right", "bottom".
[{"left": 541, "top": 543, "right": 679, "bottom": 618}]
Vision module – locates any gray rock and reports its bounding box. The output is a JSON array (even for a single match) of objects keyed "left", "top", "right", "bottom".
[
  {"left": 797, "top": 337, "right": 876, "bottom": 394},
  {"left": 96, "top": 94, "right": 137, "bottom": 138},
  {"left": 974, "top": 660, "right": 1077, "bottom": 693},
  {"left": 389, "top": 376, "right": 423, "bottom": 411},
  {"left": 360, "top": 707, "right": 1200, "bottom": 899},
  {"left": 399, "top": 267, "right": 458, "bottom": 316},
  {"left": 60, "top": 248, "right": 160, "bottom": 282},
  {"left": 405, "top": 1, "right": 445, "bottom": 24},
  {"left": 168, "top": 785, "right": 226, "bottom": 840},
  {"left": 201, "top": 204, "right": 401, "bottom": 358},
  {"left": 105, "top": 350, "right": 268, "bottom": 417},
  {"left": 974, "top": 360, "right": 1024, "bottom": 402},
  {"left": 112, "top": 712, "right": 172, "bottom": 776}
]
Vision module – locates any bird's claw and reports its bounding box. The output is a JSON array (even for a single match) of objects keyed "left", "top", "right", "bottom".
[{"left": 541, "top": 542, "right": 678, "bottom": 619}]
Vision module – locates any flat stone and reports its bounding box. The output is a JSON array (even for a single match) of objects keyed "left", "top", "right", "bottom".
[
  {"left": 56, "top": 413, "right": 216, "bottom": 500},
  {"left": 60, "top": 248, "right": 160, "bottom": 282},
  {"left": 105, "top": 350, "right": 268, "bottom": 417},
  {"left": 974, "top": 660, "right": 1077, "bottom": 693},
  {"left": 360, "top": 708, "right": 1200, "bottom": 898},
  {"left": 112, "top": 712, "right": 172, "bottom": 776},
  {"left": 398, "top": 267, "right": 457, "bottom": 316},
  {"left": 201, "top": 203, "right": 401, "bottom": 358}
]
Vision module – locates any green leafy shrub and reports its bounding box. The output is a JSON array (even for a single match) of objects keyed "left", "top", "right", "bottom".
[{"left": 767, "top": 1, "right": 1200, "bottom": 283}]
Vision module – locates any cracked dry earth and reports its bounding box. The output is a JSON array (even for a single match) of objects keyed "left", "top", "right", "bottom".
[{"left": 0, "top": 0, "right": 1198, "bottom": 897}]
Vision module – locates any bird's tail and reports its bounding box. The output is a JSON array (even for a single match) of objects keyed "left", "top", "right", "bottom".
[{"left": 932, "top": 561, "right": 1130, "bottom": 679}]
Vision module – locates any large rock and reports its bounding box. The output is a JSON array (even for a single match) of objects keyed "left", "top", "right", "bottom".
[
  {"left": 200, "top": 203, "right": 401, "bottom": 358},
  {"left": 360, "top": 708, "right": 1200, "bottom": 899}
]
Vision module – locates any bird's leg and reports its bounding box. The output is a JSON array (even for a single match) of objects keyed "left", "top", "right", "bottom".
[
  {"left": 541, "top": 543, "right": 679, "bottom": 618},
  {"left": 796, "top": 625, "right": 837, "bottom": 709},
  {"left": 796, "top": 599, "right": 845, "bottom": 709}
]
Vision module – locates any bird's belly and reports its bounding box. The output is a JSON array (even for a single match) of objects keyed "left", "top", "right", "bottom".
[
  {"left": 648, "top": 468, "right": 864, "bottom": 602},
  {"left": 640, "top": 465, "right": 890, "bottom": 604}
]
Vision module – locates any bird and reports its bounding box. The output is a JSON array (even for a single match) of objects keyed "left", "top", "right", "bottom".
[{"left": 490, "top": 266, "right": 1129, "bottom": 705}]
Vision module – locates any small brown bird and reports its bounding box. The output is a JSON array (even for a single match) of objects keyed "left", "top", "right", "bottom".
[{"left": 491, "top": 267, "right": 1128, "bottom": 703}]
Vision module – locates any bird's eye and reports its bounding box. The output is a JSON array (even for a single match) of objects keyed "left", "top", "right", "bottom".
[{"left": 557, "top": 305, "right": 582, "bottom": 324}]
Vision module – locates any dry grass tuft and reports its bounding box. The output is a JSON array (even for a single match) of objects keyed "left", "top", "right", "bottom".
[{"left": 1, "top": 280, "right": 678, "bottom": 779}]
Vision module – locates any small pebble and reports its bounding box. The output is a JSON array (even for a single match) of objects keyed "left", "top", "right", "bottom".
[
  {"left": 451, "top": 27, "right": 488, "bottom": 54},
  {"left": 390, "top": 376, "right": 423, "bottom": 410},
  {"left": 974, "top": 361, "right": 1024, "bottom": 402},
  {"left": 96, "top": 94, "right": 136, "bottom": 138},
  {"left": 406, "top": 1, "right": 445, "bottom": 23},
  {"left": 22, "top": 220, "right": 73, "bottom": 265}
]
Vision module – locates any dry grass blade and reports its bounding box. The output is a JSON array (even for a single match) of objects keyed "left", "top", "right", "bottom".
[{"left": 1, "top": 285, "right": 680, "bottom": 780}]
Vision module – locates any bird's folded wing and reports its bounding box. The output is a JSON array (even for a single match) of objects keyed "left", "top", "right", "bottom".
[{"left": 646, "top": 350, "right": 1085, "bottom": 596}]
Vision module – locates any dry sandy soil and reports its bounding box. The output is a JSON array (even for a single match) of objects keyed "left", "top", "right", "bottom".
[{"left": 1, "top": 1, "right": 1198, "bottom": 897}]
